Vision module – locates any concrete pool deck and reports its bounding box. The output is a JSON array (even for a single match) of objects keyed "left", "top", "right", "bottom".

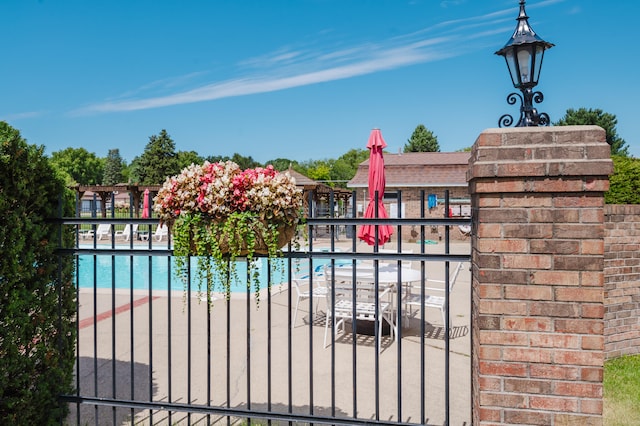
[{"left": 69, "top": 240, "right": 472, "bottom": 425}]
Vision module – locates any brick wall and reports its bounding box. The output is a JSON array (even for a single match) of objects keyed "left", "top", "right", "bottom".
[
  {"left": 354, "top": 186, "right": 471, "bottom": 242},
  {"left": 604, "top": 204, "right": 640, "bottom": 359},
  {"left": 468, "top": 126, "right": 613, "bottom": 425}
]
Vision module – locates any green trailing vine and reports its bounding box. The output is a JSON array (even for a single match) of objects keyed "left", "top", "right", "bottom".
[{"left": 172, "top": 211, "right": 287, "bottom": 304}]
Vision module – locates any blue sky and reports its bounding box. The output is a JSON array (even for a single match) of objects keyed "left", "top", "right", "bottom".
[{"left": 2, "top": 0, "right": 638, "bottom": 164}]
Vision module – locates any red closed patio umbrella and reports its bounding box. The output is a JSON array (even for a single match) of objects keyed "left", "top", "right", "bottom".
[
  {"left": 357, "top": 129, "right": 393, "bottom": 246},
  {"left": 141, "top": 189, "right": 150, "bottom": 218}
]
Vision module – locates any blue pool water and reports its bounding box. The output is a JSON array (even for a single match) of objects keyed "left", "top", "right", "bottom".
[{"left": 77, "top": 255, "right": 352, "bottom": 293}]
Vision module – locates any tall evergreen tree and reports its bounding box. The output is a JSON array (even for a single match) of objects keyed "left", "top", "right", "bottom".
[
  {"left": 102, "top": 148, "right": 125, "bottom": 185},
  {"left": 404, "top": 124, "right": 440, "bottom": 152},
  {"left": 554, "top": 108, "right": 629, "bottom": 156},
  {"left": 136, "top": 129, "right": 180, "bottom": 185}
]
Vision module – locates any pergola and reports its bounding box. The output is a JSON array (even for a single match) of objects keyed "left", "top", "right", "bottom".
[
  {"left": 285, "top": 170, "right": 352, "bottom": 217},
  {"left": 72, "top": 184, "right": 162, "bottom": 218}
]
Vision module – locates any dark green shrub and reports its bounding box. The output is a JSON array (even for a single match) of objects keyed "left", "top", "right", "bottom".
[{"left": 0, "top": 122, "right": 76, "bottom": 424}]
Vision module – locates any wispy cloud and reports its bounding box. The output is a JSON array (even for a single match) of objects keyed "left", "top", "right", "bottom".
[
  {"left": 1, "top": 111, "right": 45, "bottom": 121},
  {"left": 440, "top": 0, "right": 467, "bottom": 9},
  {"left": 76, "top": 2, "right": 560, "bottom": 115}
]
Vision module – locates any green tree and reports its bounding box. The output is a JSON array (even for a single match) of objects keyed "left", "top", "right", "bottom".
[
  {"left": 136, "top": 129, "right": 180, "bottom": 185},
  {"left": 302, "top": 159, "right": 332, "bottom": 182},
  {"left": 554, "top": 108, "right": 629, "bottom": 156},
  {"left": 176, "top": 150, "right": 204, "bottom": 170},
  {"left": 265, "top": 157, "right": 298, "bottom": 172},
  {"left": 102, "top": 148, "right": 125, "bottom": 185},
  {"left": 50, "top": 147, "right": 105, "bottom": 185},
  {"left": 330, "top": 148, "right": 370, "bottom": 188},
  {"left": 606, "top": 155, "right": 640, "bottom": 204},
  {"left": 206, "top": 153, "right": 262, "bottom": 169},
  {"left": 0, "top": 122, "right": 76, "bottom": 424},
  {"left": 126, "top": 156, "right": 141, "bottom": 184},
  {"left": 404, "top": 124, "right": 440, "bottom": 152}
]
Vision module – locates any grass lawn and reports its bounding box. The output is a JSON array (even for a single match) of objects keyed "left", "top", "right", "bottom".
[{"left": 604, "top": 354, "right": 640, "bottom": 426}]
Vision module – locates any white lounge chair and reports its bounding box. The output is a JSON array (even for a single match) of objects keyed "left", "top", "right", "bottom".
[
  {"left": 154, "top": 224, "right": 169, "bottom": 241},
  {"left": 115, "top": 224, "right": 138, "bottom": 241},
  {"left": 403, "top": 261, "right": 465, "bottom": 325},
  {"left": 82, "top": 224, "right": 112, "bottom": 240}
]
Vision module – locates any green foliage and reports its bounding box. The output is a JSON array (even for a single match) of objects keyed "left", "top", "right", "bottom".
[
  {"left": 176, "top": 150, "right": 205, "bottom": 170},
  {"left": 302, "top": 160, "right": 332, "bottom": 182},
  {"left": 0, "top": 122, "right": 76, "bottom": 424},
  {"left": 207, "top": 153, "right": 262, "bottom": 170},
  {"left": 136, "top": 129, "right": 181, "bottom": 185},
  {"left": 606, "top": 155, "right": 640, "bottom": 204},
  {"left": 554, "top": 108, "right": 629, "bottom": 156},
  {"left": 330, "top": 149, "right": 369, "bottom": 188},
  {"left": 102, "top": 148, "right": 125, "bottom": 185},
  {"left": 49, "top": 146, "right": 105, "bottom": 185},
  {"left": 604, "top": 354, "right": 640, "bottom": 425},
  {"left": 172, "top": 212, "right": 286, "bottom": 304},
  {"left": 404, "top": 124, "right": 440, "bottom": 152},
  {"left": 265, "top": 157, "right": 298, "bottom": 172},
  {"left": 126, "top": 155, "right": 141, "bottom": 184}
]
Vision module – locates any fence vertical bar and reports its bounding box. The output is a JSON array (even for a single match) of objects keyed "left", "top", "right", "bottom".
[
  {"left": 110, "top": 196, "right": 117, "bottom": 425},
  {"left": 187, "top": 256, "right": 192, "bottom": 425},
  {"left": 307, "top": 190, "right": 316, "bottom": 419},
  {"left": 374, "top": 190, "right": 381, "bottom": 421},
  {"left": 246, "top": 264, "right": 252, "bottom": 420},
  {"left": 350, "top": 191, "right": 358, "bottom": 420},
  {"left": 419, "top": 190, "right": 427, "bottom": 424},
  {"left": 207, "top": 277, "right": 212, "bottom": 425},
  {"left": 444, "top": 189, "right": 451, "bottom": 426},
  {"left": 227, "top": 276, "right": 233, "bottom": 425},
  {"left": 129, "top": 238, "right": 135, "bottom": 423},
  {"left": 267, "top": 260, "right": 273, "bottom": 420},
  {"left": 92, "top": 218, "right": 98, "bottom": 425},
  {"left": 167, "top": 252, "right": 173, "bottom": 425},
  {"left": 396, "top": 191, "right": 403, "bottom": 414},
  {"left": 148, "top": 252, "right": 154, "bottom": 424},
  {"left": 287, "top": 254, "right": 293, "bottom": 425},
  {"left": 111, "top": 254, "right": 116, "bottom": 425}
]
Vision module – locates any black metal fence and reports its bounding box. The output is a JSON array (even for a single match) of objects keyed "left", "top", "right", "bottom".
[{"left": 56, "top": 190, "right": 471, "bottom": 425}]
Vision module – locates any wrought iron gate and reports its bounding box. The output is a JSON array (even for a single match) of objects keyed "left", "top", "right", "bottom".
[{"left": 56, "top": 190, "right": 471, "bottom": 425}]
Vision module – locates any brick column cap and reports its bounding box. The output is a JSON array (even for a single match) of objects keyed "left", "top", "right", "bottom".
[{"left": 467, "top": 126, "right": 613, "bottom": 182}]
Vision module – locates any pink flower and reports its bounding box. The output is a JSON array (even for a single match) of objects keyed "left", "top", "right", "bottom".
[{"left": 154, "top": 160, "right": 302, "bottom": 226}]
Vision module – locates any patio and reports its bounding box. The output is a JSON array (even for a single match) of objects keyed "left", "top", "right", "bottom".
[{"left": 67, "top": 241, "right": 472, "bottom": 425}]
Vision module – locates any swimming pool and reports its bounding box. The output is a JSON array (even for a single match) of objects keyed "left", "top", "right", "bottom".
[{"left": 76, "top": 254, "right": 351, "bottom": 293}]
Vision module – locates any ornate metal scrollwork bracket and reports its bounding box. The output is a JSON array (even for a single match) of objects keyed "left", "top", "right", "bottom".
[{"left": 498, "top": 89, "right": 550, "bottom": 127}]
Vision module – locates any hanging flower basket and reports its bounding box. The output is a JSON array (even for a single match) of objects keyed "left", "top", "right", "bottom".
[
  {"left": 186, "top": 217, "right": 297, "bottom": 256},
  {"left": 154, "top": 161, "right": 303, "bottom": 303}
]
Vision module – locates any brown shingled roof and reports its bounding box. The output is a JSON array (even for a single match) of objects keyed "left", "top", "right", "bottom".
[
  {"left": 348, "top": 152, "right": 471, "bottom": 188},
  {"left": 286, "top": 169, "right": 318, "bottom": 187}
]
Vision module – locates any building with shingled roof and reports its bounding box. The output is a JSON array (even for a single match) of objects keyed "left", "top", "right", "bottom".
[{"left": 348, "top": 151, "right": 471, "bottom": 241}]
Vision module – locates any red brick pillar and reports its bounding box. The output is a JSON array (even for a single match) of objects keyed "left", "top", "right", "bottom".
[{"left": 467, "top": 126, "right": 613, "bottom": 425}]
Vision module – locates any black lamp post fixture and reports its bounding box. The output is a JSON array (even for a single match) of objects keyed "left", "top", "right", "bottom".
[{"left": 495, "top": 0, "right": 554, "bottom": 127}]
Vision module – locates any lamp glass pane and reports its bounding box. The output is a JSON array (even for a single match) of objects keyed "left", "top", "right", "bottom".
[
  {"left": 517, "top": 47, "right": 532, "bottom": 85},
  {"left": 533, "top": 44, "right": 545, "bottom": 84},
  {"left": 505, "top": 49, "right": 519, "bottom": 87}
]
